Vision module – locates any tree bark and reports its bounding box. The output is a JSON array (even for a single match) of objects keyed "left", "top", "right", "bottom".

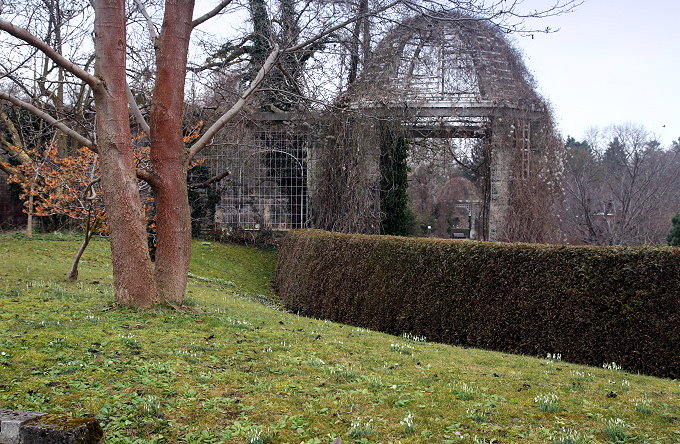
[
  {"left": 27, "top": 181, "right": 34, "bottom": 238},
  {"left": 68, "top": 231, "right": 90, "bottom": 281},
  {"left": 68, "top": 205, "right": 102, "bottom": 281},
  {"left": 149, "top": 0, "right": 195, "bottom": 303},
  {"left": 93, "top": 0, "right": 158, "bottom": 307}
]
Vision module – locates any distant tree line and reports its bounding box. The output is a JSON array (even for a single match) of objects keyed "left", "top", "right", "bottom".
[{"left": 560, "top": 124, "right": 680, "bottom": 246}]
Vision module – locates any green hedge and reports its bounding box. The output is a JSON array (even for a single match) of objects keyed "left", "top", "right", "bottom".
[{"left": 275, "top": 230, "right": 680, "bottom": 379}]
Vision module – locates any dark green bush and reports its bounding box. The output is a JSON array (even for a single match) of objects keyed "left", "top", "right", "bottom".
[
  {"left": 275, "top": 230, "right": 680, "bottom": 378},
  {"left": 668, "top": 213, "right": 680, "bottom": 246}
]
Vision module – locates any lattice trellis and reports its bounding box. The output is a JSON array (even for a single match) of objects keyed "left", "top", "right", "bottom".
[{"left": 205, "top": 120, "right": 311, "bottom": 230}]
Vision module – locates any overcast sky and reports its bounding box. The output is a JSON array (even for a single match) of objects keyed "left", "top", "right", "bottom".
[{"left": 516, "top": 0, "right": 680, "bottom": 146}]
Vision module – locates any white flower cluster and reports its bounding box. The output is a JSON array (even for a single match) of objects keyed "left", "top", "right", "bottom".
[
  {"left": 400, "top": 412, "right": 415, "bottom": 432},
  {"left": 605, "top": 417, "right": 626, "bottom": 428},
  {"left": 534, "top": 392, "right": 559, "bottom": 404},
  {"left": 390, "top": 343, "right": 415, "bottom": 354},
  {"left": 602, "top": 362, "right": 622, "bottom": 371},
  {"left": 401, "top": 332, "right": 427, "bottom": 342}
]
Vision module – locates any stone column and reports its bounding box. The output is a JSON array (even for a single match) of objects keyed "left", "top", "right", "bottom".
[{"left": 488, "top": 119, "right": 511, "bottom": 241}]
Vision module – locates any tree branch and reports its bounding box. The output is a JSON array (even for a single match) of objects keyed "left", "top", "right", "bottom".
[
  {"left": 0, "top": 92, "right": 97, "bottom": 153},
  {"left": 0, "top": 19, "right": 101, "bottom": 90},
  {"left": 0, "top": 157, "right": 27, "bottom": 182},
  {"left": 136, "top": 168, "right": 159, "bottom": 188},
  {"left": 192, "top": 0, "right": 233, "bottom": 29},
  {"left": 126, "top": 83, "right": 151, "bottom": 135},
  {"left": 83, "top": 177, "right": 101, "bottom": 200},
  {"left": 186, "top": 44, "right": 281, "bottom": 163},
  {"left": 132, "top": 0, "right": 159, "bottom": 44},
  {"left": 0, "top": 111, "right": 26, "bottom": 153},
  {"left": 188, "top": 44, "right": 251, "bottom": 73},
  {"left": 276, "top": 61, "right": 304, "bottom": 97},
  {"left": 286, "top": 1, "right": 401, "bottom": 52},
  {"left": 189, "top": 169, "right": 231, "bottom": 189},
  {"left": 0, "top": 138, "right": 32, "bottom": 165}
]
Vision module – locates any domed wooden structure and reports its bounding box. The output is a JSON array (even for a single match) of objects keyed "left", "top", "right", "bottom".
[
  {"left": 205, "top": 12, "right": 560, "bottom": 241},
  {"left": 353, "top": 12, "right": 542, "bottom": 109},
  {"left": 334, "top": 12, "right": 559, "bottom": 241}
]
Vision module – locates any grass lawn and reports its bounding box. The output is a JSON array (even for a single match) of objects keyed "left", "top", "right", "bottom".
[{"left": 0, "top": 233, "right": 678, "bottom": 443}]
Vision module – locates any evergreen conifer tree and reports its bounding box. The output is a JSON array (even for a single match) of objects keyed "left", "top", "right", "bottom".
[{"left": 668, "top": 214, "right": 680, "bottom": 246}]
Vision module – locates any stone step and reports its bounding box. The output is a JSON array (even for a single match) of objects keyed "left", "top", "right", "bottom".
[{"left": 0, "top": 409, "right": 103, "bottom": 444}]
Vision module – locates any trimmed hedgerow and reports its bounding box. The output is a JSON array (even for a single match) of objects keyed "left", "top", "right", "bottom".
[{"left": 275, "top": 230, "right": 680, "bottom": 379}]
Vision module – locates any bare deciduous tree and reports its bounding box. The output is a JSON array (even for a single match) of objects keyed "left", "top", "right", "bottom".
[
  {"left": 561, "top": 124, "right": 680, "bottom": 245},
  {"left": 1, "top": 0, "right": 280, "bottom": 307}
]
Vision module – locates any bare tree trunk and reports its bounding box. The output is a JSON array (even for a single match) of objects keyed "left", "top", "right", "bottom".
[
  {"left": 347, "top": 0, "right": 368, "bottom": 85},
  {"left": 68, "top": 232, "right": 90, "bottom": 281},
  {"left": 153, "top": 166, "right": 192, "bottom": 303},
  {"left": 93, "top": 0, "right": 158, "bottom": 307},
  {"left": 149, "top": 0, "right": 195, "bottom": 304},
  {"left": 26, "top": 181, "right": 34, "bottom": 238},
  {"left": 68, "top": 206, "right": 101, "bottom": 281}
]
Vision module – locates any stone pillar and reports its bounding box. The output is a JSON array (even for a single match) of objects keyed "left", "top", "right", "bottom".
[{"left": 488, "top": 120, "right": 511, "bottom": 241}]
